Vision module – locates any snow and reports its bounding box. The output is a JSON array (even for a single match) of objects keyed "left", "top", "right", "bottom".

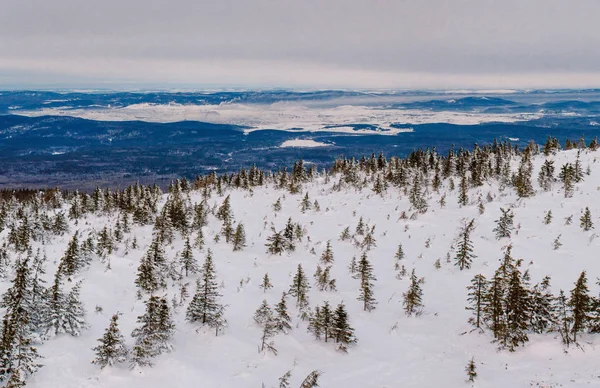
[
  {"left": 13, "top": 103, "right": 541, "bottom": 134},
  {"left": 280, "top": 139, "right": 331, "bottom": 148},
  {"left": 4, "top": 149, "right": 600, "bottom": 387}
]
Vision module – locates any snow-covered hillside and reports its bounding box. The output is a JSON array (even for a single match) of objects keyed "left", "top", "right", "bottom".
[{"left": 2, "top": 142, "right": 600, "bottom": 388}]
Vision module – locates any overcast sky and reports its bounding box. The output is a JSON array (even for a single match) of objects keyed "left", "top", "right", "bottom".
[{"left": 1, "top": 0, "right": 599, "bottom": 89}]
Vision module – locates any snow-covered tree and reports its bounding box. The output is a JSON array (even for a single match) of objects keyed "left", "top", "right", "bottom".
[{"left": 91, "top": 313, "right": 128, "bottom": 368}]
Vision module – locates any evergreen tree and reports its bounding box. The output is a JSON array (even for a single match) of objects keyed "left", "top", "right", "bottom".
[
  {"left": 300, "top": 192, "right": 312, "bottom": 213},
  {"left": 186, "top": 250, "right": 225, "bottom": 327},
  {"left": 216, "top": 195, "right": 232, "bottom": 222},
  {"left": 465, "top": 357, "right": 477, "bottom": 383},
  {"left": 455, "top": 219, "right": 476, "bottom": 270},
  {"left": 568, "top": 271, "right": 591, "bottom": 342},
  {"left": 537, "top": 159, "right": 555, "bottom": 191},
  {"left": 555, "top": 290, "right": 574, "bottom": 346},
  {"left": 544, "top": 210, "right": 553, "bottom": 225},
  {"left": 179, "top": 237, "right": 198, "bottom": 277},
  {"left": 320, "top": 240, "right": 334, "bottom": 264},
  {"left": 403, "top": 269, "right": 424, "bottom": 316},
  {"left": 259, "top": 273, "right": 273, "bottom": 293},
  {"left": 289, "top": 264, "right": 310, "bottom": 308},
  {"left": 529, "top": 276, "right": 555, "bottom": 334},
  {"left": 502, "top": 262, "right": 530, "bottom": 351},
  {"left": 130, "top": 296, "right": 175, "bottom": 367},
  {"left": 135, "top": 236, "right": 167, "bottom": 294},
  {"left": 265, "top": 229, "right": 286, "bottom": 255},
  {"left": 394, "top": 244, "right": 405, "bottom": 270},
  {"left": 273, "top": 293, "right": 292, "bottom": 334},
  {"left": 466, "top": 274, "right": 488, "bottom": 330},
  {"left": 0, "top": 256, "right": 41, "bottom": 384},
  {"left": 91, "top": 314, "right": 128, "bottom": 368},
  {"left": 580, "top": 207, "right": 593, "bottom": 231},
  {"left": 355, "top": 253, "right": 377, "bottom": 312},
  {"left": 332, "top": 303, "right": 356, "bottom": 352},
  {"left": 253, "top": 300, "right": 273, "bottom": 326},
  {"left": 42, "top": 274, "right": 87, "bottom": 337},
  {"left": 232, "top": 223, "right": 247, "bottom": 251},
  {"left": 458, "top": 169, "right": 469, "bottom": 206},
  {"left": 409, "top": 173, "right": 428, "bottom": 213},
  {"left": 493, "top": 208, "right": 514, "bottom": 239},
  {"left": 258, "top": 316, "right": 278, "bottom": 355},
  {"left": 314, "top": 265, "right": 337, "bottom": 292}
]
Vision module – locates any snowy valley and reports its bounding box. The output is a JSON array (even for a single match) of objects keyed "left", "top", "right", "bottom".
[{"left": 1, "top": 139, "right": 600, "bottom": 388}]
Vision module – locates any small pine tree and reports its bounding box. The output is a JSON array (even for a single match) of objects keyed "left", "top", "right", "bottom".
[
  {"left": 580, "top": 207, "right": 594, "bottom": 231},
  {"left": 320, "top": 241, "right": 334, "bottom": 264},
  {"left": 91, "top": 314, "right": 128, "bottom": 368},
  {"left": 544, "top": 210, "right": 553, "bottom": 225},
  {"left": 394, "top": 244, "right": 405, "bottom": 270},
  {"left": 179, "top": 238, "right": 198, "bottom": 277},
  {"left": 466, "top": 274, "right": 488, "bottom": 330},
  {"left": 289, "top": 264, "right": 310, "bottom": 308},
  {"left": 299, "top": 370, "right": 322, "bottom": 388},
  {"left": 332, "top": 303, "right": 356, "bottom": 352},
  {"left": 493, "top": 208, "right": 514, "bottom": 239},
  {"left": 553, "top": 234, "right": 562, "bottom": 250},
  {"left": 568, "top": 271, "right": 591, "bottom": 342},
  {"left": 259, "top": 273, "right": 273, "bottom": 293},
  {"left": 232, "top": 223, "right": 247, "bottom": 251},
  {"left": 455, "top": 219, "right": 476, "bottom": 270},
  {"left": 273, "top": 293, "right": 292, "bottom": 334},
  {"left": 403, "top": 269, "right": 424, "bottom": 316},
  {"left": 465, "top": 357, "right": 477, "bottom": 382},
  {"left": 253, "top": 300, "right": 273, "bottom": 326},
  {"left": 355, "top": 252, "right": 377, "bottom": 312},
  {"left": 186, "top": 250, "right": 225, "bottom": 327},
  {"left": 130, "top": 296, "right": 175, "bottom": 367}
]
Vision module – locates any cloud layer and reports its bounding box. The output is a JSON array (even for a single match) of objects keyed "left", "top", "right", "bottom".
[{"left": 1, "top": 0, "right": 599, "bottom": 88}]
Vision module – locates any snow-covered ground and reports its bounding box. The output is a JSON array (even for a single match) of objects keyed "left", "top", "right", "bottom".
[
  {"left": 14, "top": 103, "right": 540, "bottom": 134},
  {"left": 280, "top": 139, "right": 331, "bottom": 148},
  {"left": 4, "top": 148, "right": 600, "bottom": 388}
]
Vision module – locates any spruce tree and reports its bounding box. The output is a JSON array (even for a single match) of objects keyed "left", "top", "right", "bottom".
[
  {"left": 232, "top": 223, "right": 247, "bottom": 251},
  {"left": 91, "top": 314, "right": 128, "bottom": 368},
  {"left": 355, "top": 252, "right": 377, "bottom": 312},
  {"left": 131, "top": 296, "right": 175, "bottom": 367},
  {"left": 455, "top": 219, "right": 476, "bottom": 270},
  {"left": 179, "top": 237, "right": 198, "bottom": 277},
  {"left": 403, "top": 269, "right": 424, "bottom": 316},
  {"left": 289, "top": 264, "right": 310, "bottom": 308},
  {"left": 135, "top": 236, "right": 168, "bottom": 294},
  {"left": 466, "top": 274, "right": 488, "bottom": 330},
  {"left": 529, "top": 276, "right": 555, "bottom": 334},
  {"left": 332, "top": 303, "right": 356, "bottom": 352},
  {"left": 465, "top": 357, "right": 477, "bottom": 383},
  {"left": 186, "top": 250, "right": 225, "bottom": 327},
  {"left": 580, "top": 207, "right": 593, "bottom": 231},
  {"left": 265, "top": 229, "right": 286, "bottom": 255},
  {"left": 493, "top": 208, "right": 514, "bottom": 239},
  {"left": 320, "top": 240, "right": 334, "bottom": 264},
  {"left": 314, "top": 265, "right": 337, "bottom": 292},
  {"left": 555, "top": 290, "right": 574, "bottom": 346},
  {"left": 273, "top": 293, "right": 292, "bottom": 334},
  {"left": 569, "top": 271, "right": 591, "bottom": 342},
  {"left": 42, "top": 266, "right": 87, "bottom": 337},
  {"left": 253, "top": 300, "right": 273, "bottom": 326},
  {"left": 394, "top": 244, "right": 405, "bottom": 270},
  {"left": 503, "top": 262, "right": 530, "bottom": 351},
  {"left": 0, "top": 256, "right": 41, "bottom": 384},
  {"left": 259, "top": 273, "right": 273, "bottom": 292}
]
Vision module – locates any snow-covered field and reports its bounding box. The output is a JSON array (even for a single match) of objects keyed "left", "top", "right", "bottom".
[
  {"left": 280, "top": 139, "right": 332, "bottom": 148},
  {"left": 3, "top": 147, "right": 600, "bottom": 388},
  {"left": 14, "top": 103, "right": 540, "bottom": 133}
]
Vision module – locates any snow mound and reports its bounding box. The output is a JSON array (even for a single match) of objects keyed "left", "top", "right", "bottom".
[{"left": 280, "top": 139, "right": 331, "bottom": 148}]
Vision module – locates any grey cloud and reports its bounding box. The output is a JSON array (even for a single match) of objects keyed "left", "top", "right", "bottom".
[{"left": 1, "top": 0, "right": 599, "bottom": 88}]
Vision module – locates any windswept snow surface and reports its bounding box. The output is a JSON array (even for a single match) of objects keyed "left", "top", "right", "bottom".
[{"left": 7, "top": 149, "right": 600, "bottom": 387}]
